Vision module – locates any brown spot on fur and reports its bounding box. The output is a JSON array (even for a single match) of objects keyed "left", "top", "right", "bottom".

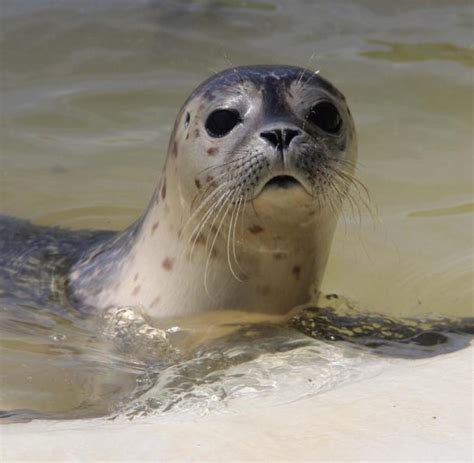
[
  {"left": 132, "top": 285, "right": 141, "bottom": 296},
  {"left": 151, "top": 295, "right": 161, "bottom": 307},
  {"left": 172, "top": 141, "right": 178, "bottom": 157},
  {"left": 162, "top": 257, "right": 174, "bottom": 271},
  {"left": 207, "top": 147, "right": 218, "bottom": 156},
  {"left": 273, "top": 252, "right": 286, "bottom": 260},
  {"left": 292, "top": 265, "right": 301, "bottom": 280},
  {"left": 133, "top": 273, "right": 139, "bottom": 282},
  {"left": 151, "top": 221, "right": 159, "bottom": 234},
  {"left": 161, "top": 178, "right": 167, "bottom": 200},
  {"left": 186, "top": 133, "right": 189, "bottom": 140},
  {"left": 195, "top": 128, "right": 200, "bottom": 138},
  {"left": 248, "top": 224, "right": 264, "bottom": 234},
  {"left": 195, "top": 178, "right": 202, "bottom": 189},
  {"left": 211, "top": 225, "right": 218, "bottom": 234}
]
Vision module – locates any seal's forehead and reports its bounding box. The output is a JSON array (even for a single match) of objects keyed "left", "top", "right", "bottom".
[{"left": 187, "top": 65, "right": 344, "bottom": 104}]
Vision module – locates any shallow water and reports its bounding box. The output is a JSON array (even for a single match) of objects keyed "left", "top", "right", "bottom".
[{"left": 0, "top": 0, "right": 473, "bottom": 421}]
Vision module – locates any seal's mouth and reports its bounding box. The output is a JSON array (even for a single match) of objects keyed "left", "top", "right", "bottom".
[{"left": 263, "top": 175, "right": 301, "bottom": 190}]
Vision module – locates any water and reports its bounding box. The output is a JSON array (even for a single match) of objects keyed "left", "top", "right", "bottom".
[{"left": 0, "top": 0, "right": 473, "bottom": 421}]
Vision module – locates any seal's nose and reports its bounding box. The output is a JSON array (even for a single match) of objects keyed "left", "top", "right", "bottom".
[{"left": 260, "top": 128, "right": 301, "bottom": 150}]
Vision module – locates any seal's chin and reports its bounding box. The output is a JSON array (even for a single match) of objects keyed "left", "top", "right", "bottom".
[{"left": 263, "top": 175, "right": 301, "bottom": 190}]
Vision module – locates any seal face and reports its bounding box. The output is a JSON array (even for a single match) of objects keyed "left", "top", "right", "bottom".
[
  {"left": 177, "top": 66, "right": 355, "bottom": 209},
  {"left": 1, "top": 66, "right": 357, "bottom": 319}
]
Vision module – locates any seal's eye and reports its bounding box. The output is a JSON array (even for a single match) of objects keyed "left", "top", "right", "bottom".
[
  {"left": 205, "top": 109, "right": 241, "bottom": 137},
  {"left": 307, "top": 102, "right": 342, "bottom": 134}
]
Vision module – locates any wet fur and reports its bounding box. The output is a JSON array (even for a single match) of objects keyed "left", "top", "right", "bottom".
[{"left": 0, "top": 66, "right": 358, "bottom": 318}]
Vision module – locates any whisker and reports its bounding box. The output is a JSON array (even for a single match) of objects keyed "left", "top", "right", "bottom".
[
  {"left": 187, "top": 188, "right": 233, "bottom": 260},
  {"left": 204, "top": 190, "right": 236, "bottom": 297},
  {"left": 332, "top": 168, "right": 375, "bottom": 220},
  {"left": 184, "top": 182, "right": 230, "bottom": 239},
  {"left": 195, "top": 154, "right": 249, "bottom": 179},
  {"left": 233, "top": 194, "right": 247, "bottom": 275},
  {"left": 226, "top": 187, "right": 246, "bottom": 281}
]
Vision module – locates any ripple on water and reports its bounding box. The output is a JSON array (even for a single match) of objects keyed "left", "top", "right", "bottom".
[
  {"left": 1, "top": 294, "right": 472, "bottom": 422},
  {"left": 361, "top": 40, "right": 474, "bottom": 67},
  {"left": 1, "top": 0, "right": 472, "bottom": 424}
]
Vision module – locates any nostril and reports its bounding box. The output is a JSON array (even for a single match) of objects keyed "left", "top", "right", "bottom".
[
  {"left": 283, "top": 129, "right": 300, "bottom": 147},
  {"left": 260, "top": 130, "right": 281, "bottom": 148},
  {"left": 260, "top": 128, "right": 301, "bottom": 149}
]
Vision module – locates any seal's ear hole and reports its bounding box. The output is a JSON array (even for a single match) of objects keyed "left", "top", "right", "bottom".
[
  {"left": 184, "top": 112, "right": 190, "bottom": 128},
  {"left": 205, "top": 109, "right": 241, "bottom": 138},
  {"left": 307, "top": 102, "right": 342, "bottom": 134}
]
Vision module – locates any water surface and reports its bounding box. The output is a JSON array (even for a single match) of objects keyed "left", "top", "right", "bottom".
[{"left": 1, "top": 0, "right": 472, "bottom": 420}]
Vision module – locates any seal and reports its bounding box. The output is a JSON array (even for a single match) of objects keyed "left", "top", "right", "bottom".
[{"left": 0, "top": 65, "right": 357, "bottom": 319}]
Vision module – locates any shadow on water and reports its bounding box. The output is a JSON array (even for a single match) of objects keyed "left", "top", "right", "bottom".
[{"left": 292, "top": 294, "right": 474, "bottom": 357}]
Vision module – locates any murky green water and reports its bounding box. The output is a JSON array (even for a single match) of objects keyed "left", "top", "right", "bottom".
[{"left": 0, "top": 0, "right": 473, "bottom": 420}]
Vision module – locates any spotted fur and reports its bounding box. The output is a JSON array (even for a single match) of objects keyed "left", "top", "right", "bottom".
[{"left": 0, "top": 66, "right": 359, "bottom": 319}]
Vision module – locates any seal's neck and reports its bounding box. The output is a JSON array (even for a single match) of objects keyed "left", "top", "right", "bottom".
[{"left": 69, "top": 164, "right": 337, "bottom": 319}]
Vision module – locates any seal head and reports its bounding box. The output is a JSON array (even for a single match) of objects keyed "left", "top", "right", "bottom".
[{"left": 68, "top": 66, "right": 357, "bottom": 318}]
